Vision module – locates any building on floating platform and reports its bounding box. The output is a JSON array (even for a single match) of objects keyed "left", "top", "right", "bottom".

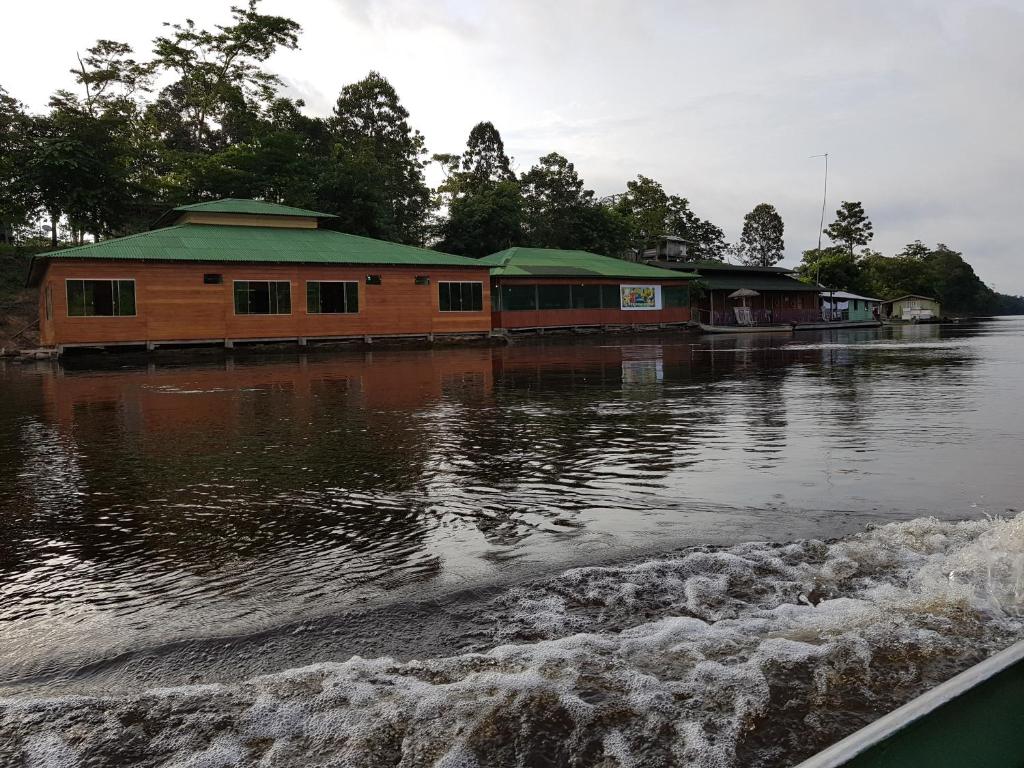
[
  {"left": 29, "top": 199, "right": 492, "bottom": 351},
  {"left": 819, "top": 291, "right": 883, "bottom": 322},
  {"left": 881, "top": 294, "right": 941, "bottom": 322},
  {"left": 651, "top": 261, "right": 822, "bottom": 328},
  {"left": 482, "top": 247, "right": 697, "bottom": 332}
]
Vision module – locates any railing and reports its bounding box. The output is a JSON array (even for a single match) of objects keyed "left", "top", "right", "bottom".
[
  {"left": 710, "top": 309, "right": 819, "bottom": 326},
  {"left": 822, "top": 309, "right": 850, "bottom": 322}
]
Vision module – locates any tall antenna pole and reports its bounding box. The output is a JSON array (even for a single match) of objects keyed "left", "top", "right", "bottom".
[{"left": 810, "top": 153, "right": 829, "bottom": 250}]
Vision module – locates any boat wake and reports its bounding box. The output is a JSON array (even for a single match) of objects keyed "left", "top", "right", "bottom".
[{"left": 3, "top": 513, "right": 1024, "bottom": 767}]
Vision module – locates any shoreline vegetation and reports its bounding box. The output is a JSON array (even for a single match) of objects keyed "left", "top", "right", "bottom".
[{"left": 2, "top": 1, "right": 1022, "bottom": 352}]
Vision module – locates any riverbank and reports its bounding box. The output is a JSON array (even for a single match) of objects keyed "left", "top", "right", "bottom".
[{"left": 0, "top": 247, "right": 38, "bottom": 352}]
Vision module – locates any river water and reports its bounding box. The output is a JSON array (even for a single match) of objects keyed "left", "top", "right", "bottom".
[{"left": 1, "top": 319, "right": 1023, "bottom": 766}]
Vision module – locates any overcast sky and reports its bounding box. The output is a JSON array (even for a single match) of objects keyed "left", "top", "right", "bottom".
[{"left": 4, "top": 0, "right": 1023, "bottom": 292}]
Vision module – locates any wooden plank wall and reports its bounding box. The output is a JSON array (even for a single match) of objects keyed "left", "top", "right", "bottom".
[
  {"left": 40, "top": 261, "right": 492, "bottom": 346},
  {"left": 491, "top": 277, "right": 692, "bottom": 329}
]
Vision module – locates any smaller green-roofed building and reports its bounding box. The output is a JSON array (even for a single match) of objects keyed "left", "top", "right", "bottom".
[
  {"left": 32, "top": 199, "right": 493, "bottom": 351},
  {"left": 483, "top": 247, "right": 698, "bottom": 331}
]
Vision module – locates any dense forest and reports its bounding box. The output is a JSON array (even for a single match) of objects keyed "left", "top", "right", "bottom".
[{"left": 0, "top": 1, "right": 1020, "bottom": 316}]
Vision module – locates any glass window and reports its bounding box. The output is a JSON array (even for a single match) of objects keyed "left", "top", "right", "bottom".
[
  {"left": 307, "top": 281, "right": 358, "bottom": 314},
  {"left": 439, "top": 281, "right": 483, "bottom": 312},
  {"left": 203, "top": 274, "right": 223, "bottom": 284},
  {"left": 571, "top": 285, "right": 602, "bottom": 309},
  {"left": 502, "top": 284, "right": 537, "bottom": 311},
  {"left": 601, "top": 284, "right": 620, "bottom": 308},
  {"left": 233, "top": 281, "right": 291, "bottom": 315},
  {"left": 45, "top": 285, "right": 53, "bottom": 320},
  {"left": 66, "top": 279, "right": 136, "bottom": 317},
  {"left": 366, "top": 274, "right": 382, "bottom": 285},
  {"left": 663, "top": 285, "right": 690, "bottom": 308},
  {"left": 415, "top": 275, "right": 430, "bottom": 285},
  {"left": 538, "top": 284, "right": 572, "bottom": 310}
]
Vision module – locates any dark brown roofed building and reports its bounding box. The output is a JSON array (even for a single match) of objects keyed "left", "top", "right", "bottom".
[{"left": 654, "top": 261, "right": 822, "bottom": 326}]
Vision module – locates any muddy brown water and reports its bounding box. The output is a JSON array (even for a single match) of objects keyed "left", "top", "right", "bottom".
[{"left": 1, "top": 319, "right": 1023, "bottom": 766}]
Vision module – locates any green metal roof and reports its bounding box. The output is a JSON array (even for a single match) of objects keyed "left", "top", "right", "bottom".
[
  {"left": 482, "top": 247, "right": 696, "bottom": 280},
  {"left": 674, "top": 260, "right": 794, "bottom": 274},
  {"left": 699, "top": 273, "right": 822, "bottom": 292},
  {"left": 173, "top": 198, "right": 336, "bottom": 218},
  {"left": 151, "top": 198, "right": 336, "bottom": 228},
  {"left": 29, "top": 224, "right": 485, "bottom": 284}
]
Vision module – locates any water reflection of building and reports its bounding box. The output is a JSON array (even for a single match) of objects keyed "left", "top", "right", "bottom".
[
  {"left": 29, "top": 350, "right": 497, "bottom": 572},
  {"left": 42, "top": 349, "right": 495, "bottom": 429}
]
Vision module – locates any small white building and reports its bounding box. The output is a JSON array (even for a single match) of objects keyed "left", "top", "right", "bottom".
[{"left": 881, "top": 294, "right": 941, "bottom": 321}]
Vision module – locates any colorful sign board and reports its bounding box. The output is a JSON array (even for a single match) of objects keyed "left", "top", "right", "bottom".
[{"left": 619, "top": 285, "right": 662, "bottom": 310}]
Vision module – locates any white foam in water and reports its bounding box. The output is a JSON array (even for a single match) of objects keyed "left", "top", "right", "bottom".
[{"left": 3, "top": 514, "right": 1023, "bottom": 767}]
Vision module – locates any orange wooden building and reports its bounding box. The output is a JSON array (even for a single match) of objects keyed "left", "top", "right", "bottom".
[
  {"left": 482, "top": 247, "right": 696, "bottom": 331},
  {"left": 28, "top": 200, "right": 492, "bottom": 350}
]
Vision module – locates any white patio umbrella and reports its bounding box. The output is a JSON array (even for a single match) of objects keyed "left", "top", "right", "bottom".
[{"left": 728, "top": 288, "right": 760, "bottom": 307}]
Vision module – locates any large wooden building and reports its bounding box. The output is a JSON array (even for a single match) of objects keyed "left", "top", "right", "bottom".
[
  {"left": 29, "top": 199, "right": 492, "bottom": 350},
  {"left": 653, "top": 261, "right": 822, "bottom": 326},
  {"left": 483, "top": 247, "right": 696, "bottom": 331}
]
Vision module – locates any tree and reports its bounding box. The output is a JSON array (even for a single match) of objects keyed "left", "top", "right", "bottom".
[
  {"left": 858, "top": 248, "right": 929, "bottom": 300},
  {"left": 317, "top": 72, "right": 432, "bottom": 244},
  {"left": 0, "top": 87, "right": 35, "bottom": 244},
  {"left": 824, "top": 200, "right": 873, "bottom": 256},
  {"left": 739, "top": 203, "right": 785, "bottom": 266},
  {"left": 519, "top": 152, "right": 632, "bottom": 255},
  {"left": 460, "top": 121, "right": 514, "bottom": 185},
  {"left": 613, "top": 175, "right": 726, "bottom": 260},
  {"left": 189, "top": 103, "right": 319, "bottom": 206},
  {"left": 25, "top": 98, "right": 140, "bottom": 245},
  {"left": 579, "top": 202, "right": 632, "bottom": 259},
  {"left": 795, "top": 246, "right": 860, "bottom": 291},
  {"left": 437, "top": 180, "right": 522, "bottom": 258},
  {"left": 71, "top": 40, "right": 155, "bottom": 117},
  {"left": 665, "top": 195, "right": 726, "bottom": 261},
  {"left": 614, "top": 175, "right": 669, "bottom": 256},
  {"left": 435, "top": 122, "right": 522, "bottom": 257},
  {"left": 520, "top": 152, "right": 586, "bottom": 246},
  {"left": 898, "top": 239, "right": 930, "bottom": 260},
  {"left": 924, "top": 244, "right": 995, "bottom": 314},
  {"left": 857, "top": 241, "right": 998, "bottom": 316},
  {"left": 150, "top": 0, "right": 301, "bottom": 151}
]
